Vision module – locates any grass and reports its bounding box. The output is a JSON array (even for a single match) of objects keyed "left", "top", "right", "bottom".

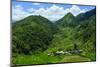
[
  {"left": 61, "top": 55, "right": 91, "bottom": 63},
  {"left": 12, "top": 53, "right": 92, "bottom": 66},
  {"left": 80, "top": 52, "right": 96, "bottom": 61},
  {"left": 12, "top": 53, "right": 61, "bottom": 65}
]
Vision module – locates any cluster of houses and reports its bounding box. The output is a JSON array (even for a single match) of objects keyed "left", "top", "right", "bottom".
[{"left": 47, "top": 50, "right": 83, "bottom": 56}]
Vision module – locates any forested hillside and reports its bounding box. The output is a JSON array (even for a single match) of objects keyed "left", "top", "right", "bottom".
[
  {"left": 12, "top": 15, "right": 58, "bottom": 54},
  {"left": 46, "top": 8, "right": 96, "bottom": 61},
  {"left": 12, "top": 8, "right": 96, "bottom": 65}
]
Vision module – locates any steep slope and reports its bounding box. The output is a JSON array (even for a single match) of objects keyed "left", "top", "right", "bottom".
[
  {"left": 56, "top": 13, "right": 77, "bottom": 27},
  {"left": 12, "top": 15, "right": 56, "bottom": 54},
  {"left": 76, "top": 15, "right": 96, "bottom": 61},
  {"left": 46, "top": 13, "right": 78, "bottom": 53},
  {"left": 76, "top": 8, "right": 96, "bottom": 21},
  {"left": 75, "top": 8, "right": 96, "bottom": 52},
  {"left": 46, "top": 8, "right": 96, "bottom": 61}
]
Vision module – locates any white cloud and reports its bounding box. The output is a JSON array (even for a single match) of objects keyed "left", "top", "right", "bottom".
[
  {"left": 33, "top": 4, "right": 69, "bottom": 21},
  {"left": 69, "top": 5, "right": 86, "bottom": 16},
  {"left": 12, "top": 5, "right": 31, "bottom": 21},
  {"left": 33, "top": 3, "right": 40, "bottom": 5},
  {"left": 27, "top": 8, "right": 35, "bottom": 12},
  {"left": 34, "top": 8, "right": 46, "bottom": 15},
  {"left": 12, "top": 4, "right": 87, "bottom": 22},
  {"left": 46, "top": 5, "right": 66, "bottom": 15}
]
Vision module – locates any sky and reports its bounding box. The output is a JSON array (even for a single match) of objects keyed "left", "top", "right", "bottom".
[{"left": 12, "top": 1, "right": 95, "bottom": 21}]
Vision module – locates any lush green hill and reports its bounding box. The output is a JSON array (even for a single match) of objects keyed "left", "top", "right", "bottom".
[
  {"left": 56, "top": 13, "right": 78, "bottom": 27},
  {"left": 12, "top": 15, "right": 57, "bottom": 54}
]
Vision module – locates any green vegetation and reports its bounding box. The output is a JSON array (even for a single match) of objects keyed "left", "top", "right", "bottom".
[
  {"left": 12, "top": 53, "right": 61, "bottom": 65},
  {"left": 12, "top": 8, "right": 96, "bottom": 66},
  {"left": 12, "top": 15, "right": 57, "bottom": 54},
  {"left": 12, "top": 53, "right": 91, "bottom": 65}
]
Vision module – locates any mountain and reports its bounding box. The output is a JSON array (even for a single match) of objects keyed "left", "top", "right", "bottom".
[
  {"left": 46, "top": 8, "right": 96, "bottom": 61},
  {"left": 76, "top": 8, "right": 96, "bottom": 21},
  {"left": 12, "top": 15, "right": 57, "bottom": 54},
  {"left": 56, "top": 13, "right": 77, "bottom": 27},
  {"left": 56, "top": 8, "right": 96, "bottom": 28}
]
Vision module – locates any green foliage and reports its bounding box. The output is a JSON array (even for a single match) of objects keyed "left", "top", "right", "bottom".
[
  {"left": 12, "top": 53, "right": 61, "bottom": 65},
  {"left": 56, "top": 13, "right": 78, "bottom": 27},
  {"left": 13, "top": 53, "right": 91, "bottom": 65},
  {"left": 12, "top": 15, "right": 56, "bottom": 54},
  {"left": 45, "top": 27, "right": 75, "bottom": 53}
]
